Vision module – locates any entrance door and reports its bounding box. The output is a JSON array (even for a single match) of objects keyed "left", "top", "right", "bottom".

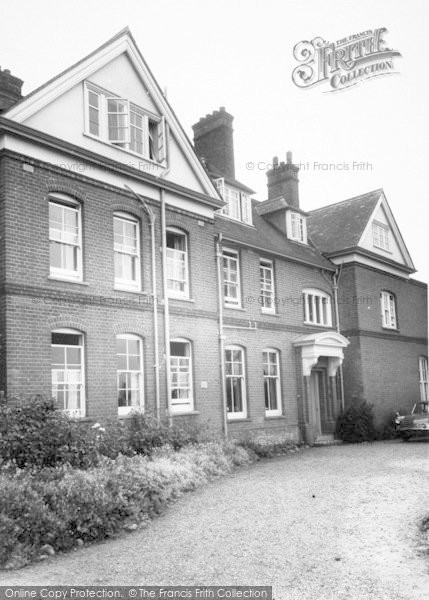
[{"left": 310, "top": 368, "right": 329, "bottom": 435}]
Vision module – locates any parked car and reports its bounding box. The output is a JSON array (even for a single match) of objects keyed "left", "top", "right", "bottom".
[{"left": 394, "top": 402, "right": 429, "bottom": 441}]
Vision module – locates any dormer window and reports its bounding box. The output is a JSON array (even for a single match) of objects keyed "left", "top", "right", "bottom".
[
  {"left": 215, "top": 178, "right": 252, "bottom": 225},
  {"left": 287, "top": 210, "right": 307, "bottom": 243},
  {"left": 372, "top": 221, "right": 390, "bottom": 251},
  {"left": 84, "top": 82, "right": 166, "bottom": 163}
]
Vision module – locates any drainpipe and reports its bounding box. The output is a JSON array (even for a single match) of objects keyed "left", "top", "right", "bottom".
[
  {"left": 216, "top": 233, "right": 228, "bottom": 438},
  {"left": 124, "top": 184, "right": 160, "bottom": 423},
  {"left": 160, "top": 186, "right": 173, "bottom": 426},
  {"left": 332, "top": 266, "right": 345, "bottom": 411}
]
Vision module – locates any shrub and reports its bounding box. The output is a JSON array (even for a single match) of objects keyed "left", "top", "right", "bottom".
[
  {"left": 335, "top": 401, "right": 377, "bottom": 443},
  {"left": 0, "top": 441, "right": 256, "bottom": 568},
  {"left": 0, "top": 396, "right": 99, "bottom": 470},
  {"left": 238, "top": 436, "right": 297, "bottom": 458}
]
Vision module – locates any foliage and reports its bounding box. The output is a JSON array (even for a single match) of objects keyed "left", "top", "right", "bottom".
[
  {"left": 238, "top": 436, "right": 298, "bottom": 458},
  {"left": 335, "top": 401, "right": 377, "bottom": 443},
  {"left": 0, "top": 396, "right": 99, "bottom": 470},
  {"left": 0, "top": 441, "right": 254, "bottom": 569}
]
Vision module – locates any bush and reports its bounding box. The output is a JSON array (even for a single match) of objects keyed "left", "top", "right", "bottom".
[
  {"left": 238, "top": 436, "right": 297, "bottom": 458},
  {"left": 0, "top": 441, "right": 255, "bottom": 568},
  {"left": 0, "top": 396, "right": 99, "bottom": 470},
  {"left": 335, "top": 401, "right": 377, "bottom": 443}
]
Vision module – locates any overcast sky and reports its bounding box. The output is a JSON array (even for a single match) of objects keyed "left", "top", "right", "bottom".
[{"left": 2, "top": 0, "right": 428, "bottom": 283}]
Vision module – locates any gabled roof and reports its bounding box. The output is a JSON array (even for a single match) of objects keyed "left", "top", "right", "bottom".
[
  {"left": 307, "top": 189, "right": 381, "bottom": 253},
  {"left": 3, "top": 28, "right": 219, "bottom": 200},
  {"left": 216, "top": 200, "right": 335, "bottom": 271}
]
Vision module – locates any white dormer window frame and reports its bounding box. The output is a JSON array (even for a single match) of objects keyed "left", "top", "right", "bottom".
[
  {"left": 84, "top": 82, "right": 166, "bottom": 164},
  {"left": 287, "top": 210, "right": 307, "bottom": 244},
  {"left": 372, "top": 221, "right": 390, "bottom": 251},
  {"left": 215, "top": 178, "right": 252, "bottom": 225},
  {"left": 303, "top": 288, "right": 332, "bottom": 327}
]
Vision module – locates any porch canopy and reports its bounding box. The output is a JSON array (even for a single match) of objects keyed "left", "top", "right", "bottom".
[{"left": 293, "top": 331, "right": 350, "bottom": 377}]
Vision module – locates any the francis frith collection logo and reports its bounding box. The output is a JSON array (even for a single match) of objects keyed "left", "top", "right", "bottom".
[{"left": 292, "top": 28, "right": 401, "bottom": 92}]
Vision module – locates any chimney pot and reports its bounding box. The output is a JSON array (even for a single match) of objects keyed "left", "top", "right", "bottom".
[
  {"left": 273, "top": 156, "right": 279, "bottom": 167},
  {"left": 287, "top": 151, "right": 292, "bottom": 164},
  {"left": 266, "top": 151, "right": 300, "bottom": 207}
]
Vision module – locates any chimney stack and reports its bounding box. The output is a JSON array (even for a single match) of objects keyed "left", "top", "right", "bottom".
[
  {"left": 192, "top": 107, "right": 235, "bottom": 179},
  {"left": 266, "top": 151, "right": 300, "bottom": 208},
  {"left": 0, "top": 67, "right": 23, "bottom": 114}
]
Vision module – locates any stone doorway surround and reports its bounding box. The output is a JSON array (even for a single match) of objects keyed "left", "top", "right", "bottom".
[{"left": 293, "top": 331, "right": 350, "bottom": 444}]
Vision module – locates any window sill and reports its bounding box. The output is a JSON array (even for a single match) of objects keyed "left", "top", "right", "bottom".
[
  {"left": 265, "top": 414, "right": 287, "bottom": 420},
  {"left": 227, "top": 416, "right": 251, "bottom": 422},
  {"left": 114, "top": 286, "right": 149, "bottom": 295},
  {"left": 303, "top": 321, "right": 332, "bottom": 328},
  {"left": 83, "top": 132, "right": 167, "bottom": 169},
  {"left": 382, "top": 326, "right": 400, "bottom": 332},
  {"left": 261, "top": 310, "right": 279, "bottom": 317},
  {"left": 48, "top": 276, "right": 89, "bottom": 286},
  {"left": 225, "top": 304, "right": 245, "bottom": 311},
  {"left": 170, "top": 410, "right": 200, "bottom": 416},
  {"left": 168, "top": 296, "right": 195, "bottom": 303}
]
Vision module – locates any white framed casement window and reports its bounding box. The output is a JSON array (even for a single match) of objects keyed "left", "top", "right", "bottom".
[
  {"left": 166, "top": 228, "right": 189, "bottom": 298},
  {"left": 263, "top": 349, "right": 282, "bottom": 416},
  {"left": 84, "top": 82, "right": 166, "bottom": 163},
  {"left": 223, "top": 249, "right": 241, "bottom": 307},
  {"left": 51, "top": 329, "right": 85, "bottom": 417},
  {"left": 113, "top": 213, "right": 141, "bottom": 291},
  {"left": 380, "top": 290, "right": 397, "bottom": 329},
  {"left": 225, "top": 345, "right": 247, "bottom": 419},
  {"left": 372, "top": 221, "right": 390, "bottom": 251},
  {"left": 418, "top": 356, "right": 428, "bottom": 402},
  {"left": 303, "top": 289, "right": 332, "bottom": 326},
  {"left": 170, "top": 339, "right": 193, "bottom": 413},
  {"left": 116, "top": 334, "right": 144, "bottom": 416},
  {"left": 287, "top": 211, "right": 307, "bottom": 244},
  {"left": 49, "top": 194, "right": 83, "bottom": 281},
  {"left": 215, "top": 178, "right": 252, "bottom": 225},
  {"left": 260, "top": 259, "right": 275, "bottom": 313}
]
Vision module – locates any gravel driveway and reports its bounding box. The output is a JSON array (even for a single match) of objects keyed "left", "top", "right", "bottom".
[{"left": 1, "top": 440, "right": 428, "bottom": 600}]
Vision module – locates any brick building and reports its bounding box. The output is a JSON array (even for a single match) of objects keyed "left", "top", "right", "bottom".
[{"left": 0, "top": 29, "right": 426, "bottom": 442}]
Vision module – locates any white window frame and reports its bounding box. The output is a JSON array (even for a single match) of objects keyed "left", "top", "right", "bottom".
[
  {"left": 84, "top": 82, "right": 166, "bottom": 164},
  {"left": 372, "top": 221, "right": 390, "bottom": 251},
  {"left": 260, "top": 259, "right": 275, "bottom": 313},
  {"left": 222, "top": 249, "right": 241, "bottom": 308},
  {"left": 116, "top": 334, "right": 144, "bottom": 416},
  {"left": 303, "top": 288, "right": 332, "bottom": 326},
  {"left": 380, "top": 290, "right": 397, "bottom": 329},
  {"left": 287, "top": 210, "right": 307, "bottom": 244},
  {"left": 166, "top": 227, "right": 189, "bottom": 299},
  {"left": 170, "top": 338, "right": 194, "bottom": 413},
  {"left": 225, "top": 345, "right": 247, "bottom": 420},
  {"left": 263, "top": 349, "right": 282, "bottom": 417},
  {"left": 113, "top": 212, "right": 141, "bottom": 291},
  {"left": 51, "top": 328, "right": 85, "bottom": 418},
  {"left": 215, "top": 178, "right": 252, "bottom": 225},
  {"left": 49, "top": 194, "right": 83, "bottom": 282},
  {"left": 418, "top": 356, "right": 428, "bottom": 402}
]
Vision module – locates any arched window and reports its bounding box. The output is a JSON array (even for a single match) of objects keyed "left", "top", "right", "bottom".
[
  {"left": 114, "top": 212, "right": 141, "bottom": 290},
  {"left": 225, "top": 345, "right": 247, "bottom": 419},
  {"left": 49, "top": 194, "right": 82, "bottom": 281},
  {"left": 166, "top": 228, "right": 189, "bottom": 298},
  {"left": 170, "top": 338, "right": 193, "bottom": 412},
  {"left": 116, "top": 334, "right": 144, "bottom": 415},
  {"left": 263, "top": 348, "right": 282, "bottom": 416},
  {"left": 302, "top": 289, "right": 332, "bottom": 326},
  {"left": 51, "top": 328, "right": 85, "bottom": 417}
]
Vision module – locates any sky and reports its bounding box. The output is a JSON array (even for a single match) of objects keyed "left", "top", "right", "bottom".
[{"left": 1, "top": 0, "right": 428, "bottom": 283}]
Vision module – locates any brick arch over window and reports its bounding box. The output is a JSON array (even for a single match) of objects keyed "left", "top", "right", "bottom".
[
  {"left": 47, "top": 316, "right": 89, "bottom": 333},
  {"left": 45, "top": 182, "right": 87, "bottom": 203},
  {"left": 112, "top": 321, "right": 147, "bottom": 336},
  {"left": 111, "top": 203, "right": 143, "bottom": 221}
]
